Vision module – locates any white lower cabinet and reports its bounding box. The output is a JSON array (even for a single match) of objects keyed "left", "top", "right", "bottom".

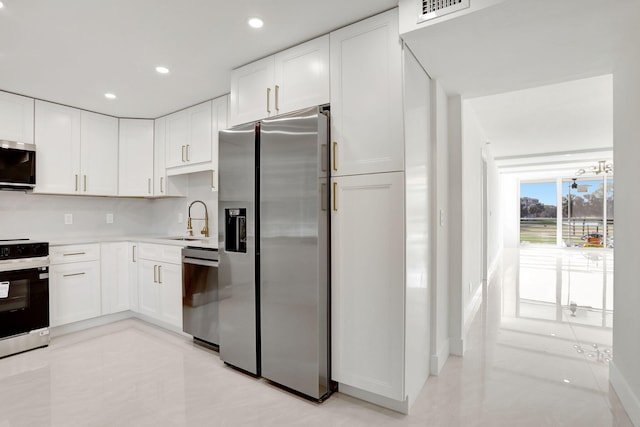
[
  {"left": 331, "top": 171, "right": 406, "bottom": 401},
  {"left": 137, "top": 244, "right": 182, "bottom": 329},
  {"left": 100, "top": 242, "right": 131, "bottom": 315},
  {"left": 49, "top": 244, "right": 102, "bottom": 327}
]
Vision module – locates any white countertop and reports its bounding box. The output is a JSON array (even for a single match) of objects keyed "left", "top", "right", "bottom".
[{"left": 44, "top": 235, "right": 218, "bottom": 249}]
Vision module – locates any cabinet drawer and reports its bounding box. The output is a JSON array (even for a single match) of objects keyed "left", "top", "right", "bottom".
[
  {"left": 50, "top": 243, "right": 100, "bottom": 264},
  {"left": 137, "top": 243, "right": 182, "bottom": 264}
]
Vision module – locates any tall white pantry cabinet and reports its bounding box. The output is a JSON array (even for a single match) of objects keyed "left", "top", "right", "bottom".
[{"left": 330, "top": 9, "right": 432, "bottom": 413}]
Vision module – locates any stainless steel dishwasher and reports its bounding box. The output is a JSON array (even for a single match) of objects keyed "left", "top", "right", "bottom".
[{"left": 182, "top": 246, "right": 219, "bottom": 348}]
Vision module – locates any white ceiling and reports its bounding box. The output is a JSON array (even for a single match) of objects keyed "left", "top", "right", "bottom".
[
  {"left": 402, "top": 0, "right": 639, "bottom": 99},
  {"left": 0, "top": 0, "right": 397, "bottom": 118},
  {"left": 467, "top": 75, "right": 613, "bottom": 159}
]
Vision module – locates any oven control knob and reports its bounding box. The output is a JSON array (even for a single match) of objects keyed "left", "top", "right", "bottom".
[
  {"left": 32, "top": 244, "right": 45, "bottom": 255},
  {"left": 16, "top": 245, "right": 27, "bottom": 256}
]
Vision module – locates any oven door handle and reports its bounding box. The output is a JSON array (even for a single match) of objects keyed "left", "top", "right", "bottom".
[
  {"left": 183, "top": 257, "right": 219, "bottom": 268},
  {"left": 0, "top": 257, "right": 50, "bottom": 273}
]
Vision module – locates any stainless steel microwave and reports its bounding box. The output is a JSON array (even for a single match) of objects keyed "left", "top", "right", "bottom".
[{"left": 0, "top": 140, "right": 36, "bottom": 190}]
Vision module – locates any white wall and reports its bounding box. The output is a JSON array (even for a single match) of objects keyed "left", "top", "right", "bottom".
[
  {"left": 0, "top": 191, "right": 154, "bottom": 241},
  {"left": 448, "top": 97, "right": 501, "bottom": 357},
  {"left": 610, "top": 46, "right": 640, "bottom": 427},
  {"left": 431, "top": 79, "right": 450, "bottom": 374},
  {"left": 501, "top": 175, "right": 520, "bottom": 248},
  {"left": 150, "top": 171, "right": 218, "bottom": 239},
  {"left": 0, "top": 172, "right": 217, "bottom": 242},
  {"left": 447, "top": 95, "right": 464, "bottom": 355}
]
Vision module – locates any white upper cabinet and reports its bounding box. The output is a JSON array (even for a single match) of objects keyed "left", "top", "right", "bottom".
[
  {"left": 274, "top": 34, "right": 330, "bottom": 115},
  {"left": 153, "top": 117, "right": 167, "bottom": 196},
  {"left": 80, "top": 111, "right": 118, "bottom": 196},
  {"left": 0, "top": 91, "right": 34, "bottom": 144},
  {"left": 35, "top": 101, "right": 118, "bottom": 195},
  {"left": 229, "top": 35, "right": 329, "bottom": 126},
  {"left": 229, "top": 56, "right": 274, "bottom": 126},
  {"left": 34, "top": 101, "right": 82, "bottom": 194},
  {"left": 330, "top": 9, "right": 404, "bottom": 176},
  {"left": 118, "top": 119, "right": 154, "bottom": 197},
  {"left": 165, "top": 100, "right": 212, "bottom": 168},
  {"left": 210, "top": 94, "right": 228, "bottom": 191}
]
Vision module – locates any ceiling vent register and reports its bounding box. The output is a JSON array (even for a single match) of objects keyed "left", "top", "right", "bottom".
[{"left": 418, "top": 0, "right": 470, "bottom": 23}]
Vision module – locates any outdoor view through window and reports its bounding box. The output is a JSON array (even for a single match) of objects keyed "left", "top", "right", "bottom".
[{"left": 520, "top": 179, "right": 614, "bottom": 247}]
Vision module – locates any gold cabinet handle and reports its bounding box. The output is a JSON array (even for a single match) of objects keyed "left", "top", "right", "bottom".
[
  {"left": 266, "top": 87, "right": 271, "bottom": 114},
  {"left": 321, "top": 183, "right": 327, "bottom": 211},
  {"left": 182, "top": 145, "right": 186, "bottom": 162},
  {"left": 75, "top": 174, "right": 78, "bottom": 191},
  {"left": 332, "top": 142, "right": 338, "bottom": 172},
  {"left": 211, "top": 170, "right": 216, "bottom": 191},
  {"left": 148, "top": 178, "right": 151, "bottom": 194},
  {"left": 160, "top": 176, "right": 164, "bottom": 194},
  {"left": 333, "top": 182, "right": 337, "bottom": 212},
  {"left": 186, "top": 144, "right": 190, "bottom": 162},
  {"left": 157, "top": 265, "right": 162, "bottom": 284},
  {"left": 275, "top": 85, "right": 280, "bottom": 112},
  {"left": 132, "top": 245, "right": 136, "bottom": 262},
  {"left": 63, "top": 252, "right": 86, "bottom": 257},
  {"left": 153, "top": 265, "right": 158, "bottom": 283},
  {"left": 83, "top": 175, "right": 87, "bottom": 192},
  {"left": 63, "top": 272, "right": 86, "bottom": 278}
]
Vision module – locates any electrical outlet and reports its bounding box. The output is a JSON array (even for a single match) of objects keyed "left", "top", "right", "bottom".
[
  {"left": 64, "top": 213, "right": 73, "bottom": 225},
  {"left": 178, "top": 213, "right": 183, "bottom": 224},
  {"left": 106, "top": 213, "right": 114, "bottom": 224}
]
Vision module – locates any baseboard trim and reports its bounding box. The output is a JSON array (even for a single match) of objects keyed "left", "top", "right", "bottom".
[
  {"left": 450, "top": 337, "right": 464, "bottom": 356},
  {"left": 610, "top": 361, "right": 640, "bottom": 426},
  {"left": 50, "top": 311, "right": 134, "bottom": 337},
  {"left": 430, "top": 338, "right": 450, "bottom": 375},
  {"left": 339, "top": 383, "right": 409, "bottom": 414}
]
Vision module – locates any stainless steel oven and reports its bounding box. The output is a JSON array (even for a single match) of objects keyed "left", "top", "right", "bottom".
[
  {"left": 0, "top": 240, "right": 50, "bottom": 358},
  {"left": 182, "top": 246, "right": 219, "bottom": 348}
]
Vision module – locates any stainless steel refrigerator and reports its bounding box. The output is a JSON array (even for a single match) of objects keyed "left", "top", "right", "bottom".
[{"left": 218, "top": 106, "right": 333, "bottom": 401}]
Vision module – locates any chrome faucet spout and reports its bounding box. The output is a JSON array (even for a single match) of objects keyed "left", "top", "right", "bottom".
[{"left": 187, "top": 200, "right": 209, "bottom": 237}]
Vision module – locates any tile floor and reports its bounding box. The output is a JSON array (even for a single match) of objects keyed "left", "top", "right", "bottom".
[{"left": 0, "top": 248, "right": 632, "bottom": 426}]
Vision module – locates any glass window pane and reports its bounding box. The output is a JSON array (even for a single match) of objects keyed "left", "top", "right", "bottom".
[{"left": 520, "top": 181, "right": 557, "bottom": 245}]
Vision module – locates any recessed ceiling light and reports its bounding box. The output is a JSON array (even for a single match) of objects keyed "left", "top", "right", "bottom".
[
  {"left": 563, "top": 379, "right": 571, "bottom": 384},
  {"left": 155, "top": 66, "right": 170, "bottom": 74},
  {"left": 248, "top": 17, "right": 264, "bottom": 29},
  {"left": 104, "top": 93, "right": 117, "bottom": 100}
]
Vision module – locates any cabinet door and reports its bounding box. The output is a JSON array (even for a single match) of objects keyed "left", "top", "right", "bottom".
[
  {"left": 100, "top": 242, "right": 130, "bottom": 315},
  {"left": 80, "top": 111, "right": 118, "bottom": 196},
  {"left": 330, "top": 9, "right": 404, "bottom": 176},
  {"left": 210, "top": 95, "right": 228, "bottom": 191},
  {"left": 154, "top": 117, "right": 167, "bottom": 195},
  {"left": 0, "top": 91, "right": 34, "bottom": 144},
  {"left": 34, "top": 101, "right": 81, "bottom": 194},
  {"left": 158, "top": 263, "right": 182, "bottom": 330},
  {"left": 229, "top": 56, "right": 275, "bottom": 126},
  {"left": 331, "top": 172, "right": 405, "bottom": 400},
  {"left": 137, "top": 259, "right": 161, "bottom": 320},
  {"left": 129, "top": 243, "right": 139, "bottom": 311},
  {"left": 186, "top": 101, "right": 212, "bottom": 165},
  {"left": 118, "top": 119, "right": 154, "bottom": 196},
  {"left": 274, "top": 35, "right": 330, "bottom": 115},
  {"left": 165, "top": 110, "right": 188, "bottom": 168},
  {"left": 50, "top": 261, "right": 102, "bottom": 327}
]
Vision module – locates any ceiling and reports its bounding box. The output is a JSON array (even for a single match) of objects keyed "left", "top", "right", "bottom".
[
  {"left": 402, "top": 0, "right": 639, "bottom": 99},
  {"left": 467, "top": 75, "right": 613, "bottom": 159},
  {"left": 0, "top": 0, "right": 397, "bottom": 118},
  {"left": 400, "top": 0, "right": 636, "bottom": 175}
]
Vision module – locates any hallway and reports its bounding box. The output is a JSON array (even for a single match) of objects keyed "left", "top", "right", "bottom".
[{"left": 411, "top": 247, "right": 630, "bottom": 426}]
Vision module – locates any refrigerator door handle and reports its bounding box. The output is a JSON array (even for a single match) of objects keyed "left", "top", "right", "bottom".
[
  {"left": 332, "top": 141, "right": 338, "bottom": 171},
  {"left": 333, "top": 182, "right": 338, "bottom": 211}
]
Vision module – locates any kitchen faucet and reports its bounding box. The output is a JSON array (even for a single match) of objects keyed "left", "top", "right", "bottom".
[{"left": 187, "top": 200, "right": 209, "bottom": 237}]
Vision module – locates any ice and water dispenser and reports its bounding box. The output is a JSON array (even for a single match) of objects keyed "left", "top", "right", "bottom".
[{"left": 225, "top": 208, "right": 247, "bottom": 253}]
